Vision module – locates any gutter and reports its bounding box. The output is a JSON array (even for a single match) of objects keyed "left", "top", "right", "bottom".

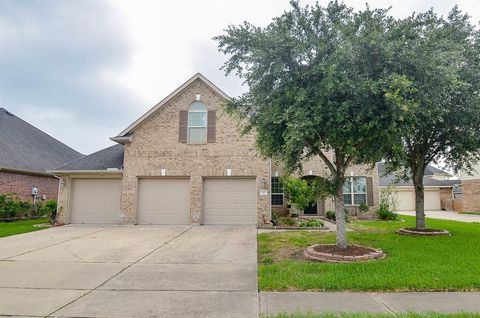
[
  {"left": 109, "top": 136, "right": 132, "bottom": 144},
  {"left": 47, "top": 169, "right": 123, "bottom": 175},
  {"left": 0, "top": 166, "right": 53, "bottom": 177}
]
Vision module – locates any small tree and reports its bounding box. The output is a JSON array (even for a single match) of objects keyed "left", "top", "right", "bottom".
[
  {"left": 281, "top": 176, "right": 319, "bottom": 214},
  {"left": 383, "top": 7, "right": 480, "bottom": 230},
  {"left": 216, "top": 1, "right": 405, "bottom": 248}
]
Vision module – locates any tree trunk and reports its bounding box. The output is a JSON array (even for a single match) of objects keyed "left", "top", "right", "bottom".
[
  {"left": 413, "top": 167, "right": 426, "bottom": 230},
  {"left": 334, "top": 177, "right": 347, "bottom": 249}
]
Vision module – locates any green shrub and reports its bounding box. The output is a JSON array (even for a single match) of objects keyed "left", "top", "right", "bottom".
[
  {"left": 375, "top": 191, "right": 398, "bottom": 221},
  {"left": 325, "top": 210, "right": 336, "bottom": 221},
  {"left": 43, "top": 200, "right": 57, "bottom": 224},
  {"left": 281, "top": 176, "right": 319, "bottom": 211},
  {"left": 279, "top": 216, "right": 296, "bottom": 226},
  {"left": 298, "top": 219, "right": 324, "bottom": 227},
  {"left": 359, "top": 202, "right": 369, "bottom": 214},
  {"left": 0, "top": 195, "right": 21, "bottom": 219}
]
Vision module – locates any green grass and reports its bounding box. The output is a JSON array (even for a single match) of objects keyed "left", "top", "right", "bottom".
[
  {"left": 258, "top": 216, "right": 480, "bottom": 291},
  {"left": 266, "top": 313, "right": 480, "bottom": 318},
  {"left": 0, "top": 218, "right": 50, "bottom": 238},
  {"left": 458, "top": 211, "right": 480, "bottom": 215}
]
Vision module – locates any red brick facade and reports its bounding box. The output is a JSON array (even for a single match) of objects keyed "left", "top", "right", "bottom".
[
  {"left": 0, "top": 171, "right": 58, "bottom": 201},
  {"left": 462, "top": 179, "right": 480, "bottom": 212}
]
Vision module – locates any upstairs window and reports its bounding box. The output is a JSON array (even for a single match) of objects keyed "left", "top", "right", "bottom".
[
  {"left": 188, "top": 102, "right": 207, "bottom": 144},
  {"left": 343, "top": 176, "right": 367, "bottom": 205},
  {"left": 271, "top": 177, "right": 284, "bottom": 205}
]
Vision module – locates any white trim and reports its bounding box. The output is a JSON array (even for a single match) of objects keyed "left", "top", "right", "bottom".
[
  {"left": 113, "top": 73, "right": 230, "bottom": 138},
  {"left": 47, "top": 170, "right": 123, "bottom": 175}
]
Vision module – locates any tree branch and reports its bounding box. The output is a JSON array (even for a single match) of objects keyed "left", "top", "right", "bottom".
[{"left": 317, "top": 150, "right": 337, "bottom": 174}]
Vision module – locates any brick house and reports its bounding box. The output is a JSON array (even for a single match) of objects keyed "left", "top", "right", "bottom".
[
  {"left": 53, "top": 73, "right": 379, "bottom": 225},
  {"left": 0, "top": 108, "right": 84, "bottom": 201},
  {"left": 459, "top": 162, "right": 480, "bottom": 212}
]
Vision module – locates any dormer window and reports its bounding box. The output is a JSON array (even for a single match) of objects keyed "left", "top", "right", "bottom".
[{"left": 188, "top": 101, "right": 207, "bottom": 144}]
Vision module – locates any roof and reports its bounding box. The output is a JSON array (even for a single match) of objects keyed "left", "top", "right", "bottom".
[
  {"left": 0, "top": 108, "right": 84, "bottom": 174},
  {"left": 54, "top": 144, "right": 124, "bottom": 171},
  {"left": 111, "top": 73, "right": 230, "bottom": 141},
  {"left": 377, "top": 162, "right": 460, "bottom": 187}
]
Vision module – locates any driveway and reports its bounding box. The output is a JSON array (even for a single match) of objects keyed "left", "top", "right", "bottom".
[
  {"left": 0, "top": 225, "right": 258, "bottom": 317},
  {"left": 396, "top": 210, "right": 480, "bottom": 223}
]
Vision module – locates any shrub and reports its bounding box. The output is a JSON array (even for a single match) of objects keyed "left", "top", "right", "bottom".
[
  {"left": 359, "top": 202, "right": 369, "bottom": 214},
  {"left": 0, "top": 195, "right": 21, "bottom": 219},
  {"left": 281, "top": 176, "right": 319, "bottom": 211},
  {"left": 279, "top": 216, "right": 296, "bottom": 226},
  {"left": 298, "top": 219, "right": 324, "bottom": 228},
  {"left": 376, "top": 208, "right": 398, "bottom": 221},
  {"left": 325, "top": 210, "right": 336, "bottom": 221},
  {"left": 43, "top": 200, "right": 57, "bottom": 224}
]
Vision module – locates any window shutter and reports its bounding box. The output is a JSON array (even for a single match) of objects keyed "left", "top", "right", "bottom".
[
  {"left": 366, "top": 177, "right": 374, "bottom": 206},
  {"left": 179, "top": 111, "right": 188, "bottom": 143},
  {"left": 207, "top": 111, "right": 216, "bottom": 143}
]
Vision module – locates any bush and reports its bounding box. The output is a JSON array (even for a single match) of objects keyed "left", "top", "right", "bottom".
[
  {"left": 43, "top": 200, "right": 57, "bottom": 224},
  {"left": 279, "top": 216, "right": 296, "bottom": 226},
  {"left": 376, "top": 208, "right": 398, "bottom": 221},
  {"left": 281, "top": 176, "right": 319, "bottom": 211},
  {"left": 325, "top": 210, "right": 336, "bottom": 221},
  {"left": 359, "top": 202, "right": 369, "bottom": 214},
  {"left": 0, "top": 194, "right": 56, "bottom": 220},
  {"left": 0, "top": 195, "right": 21, "bottom": 219},
  {"left": 298, "top": 219, "right": 324, "bottom": 227}
]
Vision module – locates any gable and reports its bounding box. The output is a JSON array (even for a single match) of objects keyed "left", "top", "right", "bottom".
[{"left": 112, "top": 73, "right": 230, "bottom": 141}]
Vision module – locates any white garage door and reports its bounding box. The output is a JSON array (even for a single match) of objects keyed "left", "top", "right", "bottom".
[
  {"left": 425, "top": 190, "right": 441, "bottom": 211},
  {"left": 393, "top": 190, "right": 415, "bottom": 211},
  {"left": 137, "top": 178, "right": 190, "bottom": 224},
  {"left": 203, "top": 178, "right": 257, "bottom": 225},
  {"left": 70, "top": 178, "right": 121, "bottom": 224},
  {"left": 392, "top": 189, "right": 440, "bottom": 211}
]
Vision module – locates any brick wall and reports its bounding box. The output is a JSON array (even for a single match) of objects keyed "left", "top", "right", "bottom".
[
  {"left": 121, "top": 78, "right": 270, "bottom": 224},
  {"left": 0, "top": 170, "right": 58, "bottom": 201},
  {"left": 462, "top": 179, "right": 480, "bottom": 212}
]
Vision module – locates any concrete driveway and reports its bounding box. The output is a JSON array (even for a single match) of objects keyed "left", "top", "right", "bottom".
[
  {"left": 397, "top": 210, "right": 480, "bottom": 223},
  {"left": 0, "top": 225, "right": 258, "bottom": 317}
]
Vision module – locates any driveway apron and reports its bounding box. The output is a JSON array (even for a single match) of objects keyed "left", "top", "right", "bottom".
[{"left": 0, "top": 225, "right": 258, "bottom": 318}]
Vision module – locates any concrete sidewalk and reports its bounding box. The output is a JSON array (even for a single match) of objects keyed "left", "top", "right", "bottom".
[{"left": 260, "top": 292, "right": 480, "bottom": 315}]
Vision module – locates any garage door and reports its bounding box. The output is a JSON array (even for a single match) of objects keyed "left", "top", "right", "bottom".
[
  {"left": 393, "top": 190, "right": 415, "bottom": 211},
  {"left": 137, "top": 178, "right": 190, "bottom": 224},
  {"left": 70, "top": 178, "right": 121, "bottom": 224},
  {"left": 425, "top": 190, "right": 441, "bottom": 211},
  {"left": 203, "top": 178, "right": 256, "bottom": 225}
]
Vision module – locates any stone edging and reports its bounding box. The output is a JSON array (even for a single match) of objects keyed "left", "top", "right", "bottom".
[
  {"left": 304, "top": 244, "right": 386, "bottom": 263},
  {"left": 396, "top": 228, "right": 451, "bottom": 236}
]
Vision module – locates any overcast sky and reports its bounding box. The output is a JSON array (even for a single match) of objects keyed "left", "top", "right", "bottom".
[{"left": 1, "top": 0, "right": 479, "bottom": 155}]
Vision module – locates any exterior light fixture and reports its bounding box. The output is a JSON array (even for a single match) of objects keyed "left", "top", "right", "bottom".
[{"left": 161, "top": 169, "right": 166, "bottom": 176}]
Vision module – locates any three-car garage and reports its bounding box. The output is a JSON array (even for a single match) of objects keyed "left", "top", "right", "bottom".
[{"left": 68, "top": 177, "right": 258, "bottom": 225}]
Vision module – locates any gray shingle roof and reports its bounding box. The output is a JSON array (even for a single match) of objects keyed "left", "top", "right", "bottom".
[
  {"left": 0, "top": 108, "right": 84, "bottom": 173},
  {"left": 55, "top": 144, "right": 124, "bottom": 171},
  {"left": 377, "top": 162, "right": 460, "bottom": 187}
]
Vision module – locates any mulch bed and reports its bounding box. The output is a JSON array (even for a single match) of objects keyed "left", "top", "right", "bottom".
[
  {"left": 304, "top": 244, "right": 386, "bottom": 263},
  {"left": 397, "top": 228, "right": 451, "bottom": 236}
]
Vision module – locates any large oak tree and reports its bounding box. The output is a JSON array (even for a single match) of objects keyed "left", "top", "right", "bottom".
[
  {"left": 383, "top": 7, "right": 480, "bottom": 230},
  {"left": 215, "top": 1, "right": 406, "bottom": 248}
]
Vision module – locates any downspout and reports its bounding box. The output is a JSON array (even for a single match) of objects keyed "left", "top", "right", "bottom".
[{"left": 53, "top": 173, "right": 63, "bottom": 225}]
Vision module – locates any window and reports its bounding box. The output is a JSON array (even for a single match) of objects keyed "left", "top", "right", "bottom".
[
  {"left": 188, "top": 102, "right": 207, "bottom": 144},
  {"left": 271, "top": 177, "right": 284, "bottom": 205},
  {"left": 343, "top": 177, "right": 367, "bottom": 205}
]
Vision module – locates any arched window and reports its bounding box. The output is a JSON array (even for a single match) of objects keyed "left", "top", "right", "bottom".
[{"left": 188, "top": 101, "right": 207, "bottom": 144}]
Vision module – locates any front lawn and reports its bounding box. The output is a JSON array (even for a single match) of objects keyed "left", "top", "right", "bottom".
[
  {"left": 0, "top": 218, "right": 50, "bottom": 238},
  {"left": 258, "top": 216, "right": 480, "bottom": 291},
  {"left": 267, "top": 313, "right": 480, "bottom": 318}
]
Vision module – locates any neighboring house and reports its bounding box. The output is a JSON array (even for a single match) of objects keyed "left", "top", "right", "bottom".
[
  {"left": 459, "top": 162, "right": 480, "bottom": 212},
  {"left": 52, "top": 73, "right": 379, "bottom": 225},
  {"left": 377, "top": 162, "right": 460, "bottom": 212},
  {"left": 0, "top": 108, "right": 84, "bottom": 201}
]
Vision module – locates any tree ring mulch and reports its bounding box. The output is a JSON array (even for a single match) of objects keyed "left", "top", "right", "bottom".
[
  {"left": 397, "top": 228, "right": 450, "bottom": 236},
  {"left": 304, "top": 244, "right": 386, "bottom": 263}
]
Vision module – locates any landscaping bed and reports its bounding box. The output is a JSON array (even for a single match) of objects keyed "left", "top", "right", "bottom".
[
  {"left": 258, "top": 215, "right": 480, "bottom": 291},
  {"left": 304, "top": 244, "right": 385, "bottom": 262}
]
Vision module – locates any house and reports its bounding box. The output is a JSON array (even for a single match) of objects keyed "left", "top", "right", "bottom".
[
  {"left": 0, "top": 108, "right": 84, "bottom": 201},
  {"left": 377, "top": 162, "right": 460, "bottom": 211},
  {"left": 52, "top": 73, "right": 379, "bottom": 225},
  {"left": 459, "top": 162, "right": 480, "bottom": 212}
]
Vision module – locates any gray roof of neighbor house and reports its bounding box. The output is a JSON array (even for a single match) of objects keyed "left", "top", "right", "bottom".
[
  {"left": 0, "top": 107, "right": 84, "bottom": 174},
  {"left": 377, "top": 162, "right": 460, "bottom": 187},
  {"left": 54, "top": 144, "right": 124, "bottom": 171}
]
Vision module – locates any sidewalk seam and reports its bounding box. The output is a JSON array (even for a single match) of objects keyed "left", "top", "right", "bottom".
[{"left": 371, "top": 292, "right": 397, "bottom": 314}]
